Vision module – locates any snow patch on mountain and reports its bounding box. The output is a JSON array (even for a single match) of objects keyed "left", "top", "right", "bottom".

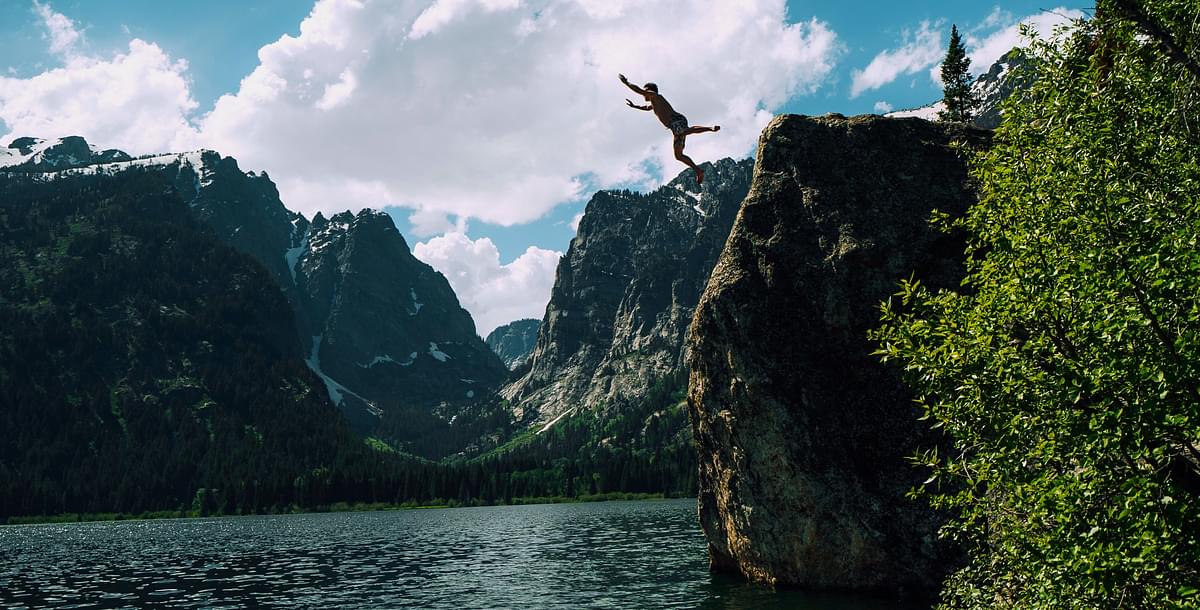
[
  {"left": 428, "top": 342, "right": 451, "bottom": 362},
  {"left": 0, "top": 137, "right": 94, "bottom": 168},
  {"left": 358, "top": 353, "right": 415, "bottom": 368},
  {"left": 306, "top": 335, "right": 380, "bottom": 416},
  {"left": 410, "top": 288, "right": 424, "bottom": 316},
  {"left": 886, "top": 103, "right": 944, "bottom": 120},
  {"left": 284, "top": 225, "right": 310, "bottom": 284},
  {"left": 3, "top": 149, "right": 218, "bottom": 180}
]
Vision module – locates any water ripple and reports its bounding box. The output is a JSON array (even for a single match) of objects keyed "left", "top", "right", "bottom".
[{"left": 0, "top": 499, "right": 923, "bottom": 609}]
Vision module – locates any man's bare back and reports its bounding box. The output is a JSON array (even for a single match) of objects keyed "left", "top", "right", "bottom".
[{"left": 619, "top": 73, "right": 719, "bottom": 184}]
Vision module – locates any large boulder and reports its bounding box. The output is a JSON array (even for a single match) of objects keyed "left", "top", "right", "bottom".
[{"left": 687, "top": 114, "right": 989, "bottom": 594}]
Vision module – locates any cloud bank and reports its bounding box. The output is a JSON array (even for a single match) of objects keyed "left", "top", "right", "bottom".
[
  {"left": 852, "top": 7, "right": 1085, "bottom": 97},
  {"left": 2, "top": 0, "right": 841, "bottom": 226},
  {"left": 413, "top": 232, "right": 560, "bottom": 335},
  {"left": 850, "top": 20, "right": 943, "bottom": 98},
  {"left": 0, "top": 0, "right": 842, "bottom": 332},
  {"left": 198, "top": 0, "right": 840, "bottom": 226},
  {"left": 0, "top": 3, "right": 199, "bottom": 154}
]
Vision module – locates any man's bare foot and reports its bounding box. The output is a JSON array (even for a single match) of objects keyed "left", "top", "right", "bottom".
[
  {"left": 712, "top": 125, "right": 721, "bottom": 132},
  {"left": 696, "top": 168, "right": 705, "bottom": 184}
]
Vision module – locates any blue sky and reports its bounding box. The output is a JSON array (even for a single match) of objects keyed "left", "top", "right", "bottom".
[
  {"left": 0, "top": 1, "right": 1084, "bottom": 332},
  {"left": 1, "top": 1, "right": 1068, "bottom": 129}
]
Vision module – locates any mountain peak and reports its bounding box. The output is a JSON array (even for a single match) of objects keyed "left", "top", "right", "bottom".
[{"left": 1, "top": 135, "right": 132, "bottom": 170}]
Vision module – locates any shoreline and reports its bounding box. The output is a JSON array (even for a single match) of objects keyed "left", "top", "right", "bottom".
[{"left": 2, "top": 492, "right": 693, "bottom": 526}]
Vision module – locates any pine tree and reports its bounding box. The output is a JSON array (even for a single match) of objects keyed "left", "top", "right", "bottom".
[{"left": 938, "top": 24, "right": 977, "bottom": 123}]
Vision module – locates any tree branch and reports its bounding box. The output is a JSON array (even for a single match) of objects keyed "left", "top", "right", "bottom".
[{"left": 1111, "top": 0, "right": 1200, "bottom": 80}]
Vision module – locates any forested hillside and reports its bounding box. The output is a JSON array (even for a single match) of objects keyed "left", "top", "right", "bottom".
[{"left": 0, "top": 170, "right": 376, "bottom": 515}]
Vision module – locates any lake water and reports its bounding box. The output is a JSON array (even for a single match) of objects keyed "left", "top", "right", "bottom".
[{"left": 1, "top": 499, "right": 924, "bottom": 609}]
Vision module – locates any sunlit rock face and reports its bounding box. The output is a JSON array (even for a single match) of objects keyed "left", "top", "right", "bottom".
[
  {"left": 501, "top": 158, "right": 754, "bottom": 427},
  {"left": 687, "top": 114, "right": 989, "bottom": 594}
]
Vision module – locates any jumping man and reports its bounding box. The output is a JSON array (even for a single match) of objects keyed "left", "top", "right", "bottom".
[{"left": 619, "top": 74, "right": 719, "bottom": 184}]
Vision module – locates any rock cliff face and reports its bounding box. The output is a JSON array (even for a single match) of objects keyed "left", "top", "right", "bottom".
[
  {"left": 687, "top": 114, "right": 989, "bottom": 593},
  {"left": 502, "top": 158, "right": 753, "bottom": 426},
  {"left": 293, "top": 209, "right": 507, "bottom": 434},
  {"left": 486, "top": 319, "right": 541, "bottom": 369}
]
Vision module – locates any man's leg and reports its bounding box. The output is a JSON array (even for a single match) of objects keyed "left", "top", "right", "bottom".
[
  {"left": 674, "top": 137, "right": 704, "bottom": 184},
  {"left": 682, "top": 125, "right": 720, "bottom": 136}
]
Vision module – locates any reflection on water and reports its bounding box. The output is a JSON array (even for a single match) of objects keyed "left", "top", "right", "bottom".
[{"left": 0, "top": 499, "right": 925, "bottom": 609}]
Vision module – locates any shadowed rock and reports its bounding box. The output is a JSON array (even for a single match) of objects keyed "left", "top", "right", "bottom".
[{"left": 687, "top": 114, "right": 989, "bottom": 594}]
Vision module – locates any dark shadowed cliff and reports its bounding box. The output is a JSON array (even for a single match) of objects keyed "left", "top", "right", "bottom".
[{"left": 687, "top": 114, "right": 989, "bottom": 594}]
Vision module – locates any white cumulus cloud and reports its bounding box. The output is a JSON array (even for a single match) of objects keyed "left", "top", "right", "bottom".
[
  {"left": 32, "top": 0, "right": 82, "bottom": 57},
  {"left": 3, "top": 0, "right": 840, "bottom": 225},
  {"left": 850, "top": 20, "right": 943, "bottom": 98},
  {"left": 413, "top": 232, "right": 560, "bottom": 335},
  {"left": 873, "top": 101, "right": 893, "bottom": 113},
  {"left": 0, "top": 0, "right": 841, "bottom": 332},
  {"left": 0, "top": 40, "right": 200, "bottom": 155},
  {"left": 195, "top": 0, "right": 839, "bottom": 223},
  {"left": 962, "top": 7, "right": 1084, "bottom": 74}
]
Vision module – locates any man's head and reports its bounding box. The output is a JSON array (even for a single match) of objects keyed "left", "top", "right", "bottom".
[{"left": 644, "top": 83, "right": 658, "bottom": 93}]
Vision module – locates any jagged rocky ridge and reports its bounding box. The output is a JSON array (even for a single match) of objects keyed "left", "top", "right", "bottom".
[
  {"left": 486, "top": 319, "right": 541, "bottom": 369},
  {"left": 0, "top": 135, "right": 132, "bottom": 169},
  {"left": 501, "top": 158, "right": 753, "bottom": 428},
  {"left": 687, "top": 114, "right": 990, "bottom": 593},
  {"left": 2, "top": 137, "right": 507, "bottom": 454}
]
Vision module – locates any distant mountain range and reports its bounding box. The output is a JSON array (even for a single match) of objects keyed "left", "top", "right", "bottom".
[
  {"left": 0, "top": 69, "right": 1022, "bottom": 517},
  {"left": 485, "top": 319, "right": 540, "bottom": 369},
  {"left": 1, "top": 136, "right": 508, "bottom": 457}
]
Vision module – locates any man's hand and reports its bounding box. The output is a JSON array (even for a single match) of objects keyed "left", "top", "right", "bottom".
[
  {"left": 625, "top": 98, "right": 636, "bottom": 107},
  {"left": 619, "top": 73, "right": 644, "bottom": 95}
]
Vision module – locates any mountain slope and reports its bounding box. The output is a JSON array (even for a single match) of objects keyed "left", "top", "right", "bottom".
[
  {"left": 2, "top": 136, "right": 508, "bottom": 455},
  {"left": 886, "top": 48, "right": 1031, "bottom": 128},
  {"left": 0, "top": 169, "right": 363, "bottom": 516},
  {"left": 501, "top": 158, "right": 754, "bottom": 428},
  {"left": 294, "top": 209, "right": 509, "bottom": 448}
]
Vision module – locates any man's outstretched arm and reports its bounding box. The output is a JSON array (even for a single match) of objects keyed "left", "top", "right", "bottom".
[
  {"left": 625, "top": 99, "right": 651, "bottom": 111},
  {"left": 618, "top": 73, "right": 646, "bottom": 95}
]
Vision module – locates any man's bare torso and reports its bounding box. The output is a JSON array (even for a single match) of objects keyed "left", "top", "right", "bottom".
[{"left": 645, "top": 92, "right": 678, "bottom": 127}]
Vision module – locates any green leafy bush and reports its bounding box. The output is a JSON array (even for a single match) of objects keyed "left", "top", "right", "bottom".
[{"left": 874, "top": 3, "right": 1200, "bottom": 608}]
